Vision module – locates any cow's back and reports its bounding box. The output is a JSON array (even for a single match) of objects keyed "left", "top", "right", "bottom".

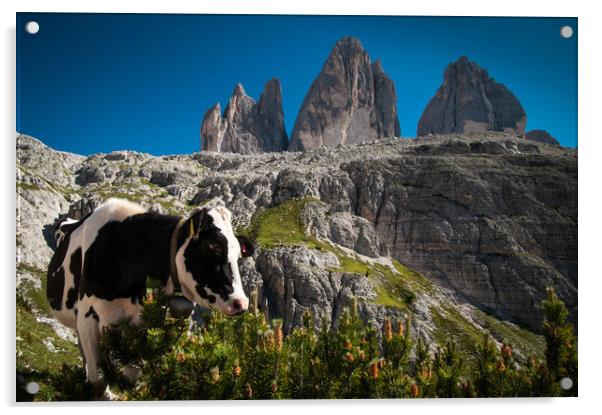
[{"left": 46, "top": 199, "right": 146, "bottom": 328}]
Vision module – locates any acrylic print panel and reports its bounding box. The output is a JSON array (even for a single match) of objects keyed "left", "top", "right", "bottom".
[{"left": 15, "top": 13, "right": 577, "bottom": 401}]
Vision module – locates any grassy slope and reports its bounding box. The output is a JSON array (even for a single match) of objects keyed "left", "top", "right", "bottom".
[
  {"left": 245, "top": 197, "right": 432, "bottom": 311},
  {"left": 16, "top": 263, "right": 81, "bottom": 401},
  {"left": 247, "top": 197, "right": 545, "bottom": 360}
]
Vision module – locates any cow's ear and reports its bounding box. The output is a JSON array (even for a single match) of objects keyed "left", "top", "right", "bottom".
[
  {"left": 237, "top": 235, "right": 255, "bottom": 257},
  {"left": 189, "top": 208, "right": 211, "bottom": 239}
]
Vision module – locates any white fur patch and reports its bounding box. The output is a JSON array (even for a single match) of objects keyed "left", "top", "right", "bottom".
[
  {"left": 207, "top": 208, "right": 247, "bottom": 305},
  {"left": 79, "top": 294, "right": 143, "bottom": 330},
  {"left": 175, "top": 236, "right": 207, "bottom": 306}
]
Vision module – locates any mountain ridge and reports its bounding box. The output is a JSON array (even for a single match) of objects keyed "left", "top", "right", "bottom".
[{"left": 17, "top": 132, "right": 575, "bottom": 373}]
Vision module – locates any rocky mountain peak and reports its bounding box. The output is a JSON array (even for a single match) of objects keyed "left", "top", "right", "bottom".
[
  {"left": 288, "top": 36, "right": 400, "bottom": 151},
  {"left": 256, "top": 78, "right": 283, "bottom": 115},
  {"left": 200, "top": 79, "right": 288, "bottom": 154},
  {"left": 224, "top": 83, "right": 255, "bottom": 118},
  {"left": 232, "top": 82, "right": 246, "bottom": 97},
  {"left": 418, "top": 56, "right": 527, "bottom": 137},
  {"left": 372, "top": 59, "right": 401, "bottom": 138},
  {"left": 444, "top": 55, "right": 483, "bottom": 82},
  {"left": 200, "top": 104, "right": 225, "bottom": 152},
  {"left": 332, "top": 36, "right": 365, "bottom": 56}
]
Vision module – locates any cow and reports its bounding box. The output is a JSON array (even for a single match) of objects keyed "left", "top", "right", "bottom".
[{"left": 46, "top": 198, "right": 254, "bottom": 397}]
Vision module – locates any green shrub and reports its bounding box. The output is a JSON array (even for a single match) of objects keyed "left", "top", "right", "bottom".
[{"left": 40, "top": 287, "right": 576, "bottom": 400}]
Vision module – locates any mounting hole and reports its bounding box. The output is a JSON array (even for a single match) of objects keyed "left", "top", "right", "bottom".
[
  {"left": 560, "top": 26, "right": 573, "bottom": 39},
  {"left": 25, "top": 381, "right": 40, "bottom": 395},
  {"left": 25, "top": 21, "right": 40, "bottom": 35},
  {"left": 559, "top": 377, "right": 573, "bottom": 390}
]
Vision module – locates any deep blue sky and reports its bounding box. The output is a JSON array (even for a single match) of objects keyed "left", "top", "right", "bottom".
[{"left": 17, "top": 14, "right": 577, "bottom": 155}]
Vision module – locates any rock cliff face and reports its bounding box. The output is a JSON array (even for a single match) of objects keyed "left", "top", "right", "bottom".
[
  {"left": 418, "top": 57, "right": 527, "bottom": 137},
  {"left": 526, "top": 129, "right": 560, "bottom": 146},
  {"left": 201, "top": 80, "right": 288, "bottom": 154},
  {"left": 17, "top": 132, "right": 576, "bottom": 363},
  {"left": 288, "top": 37, "right": 400, "bottom": 151}
]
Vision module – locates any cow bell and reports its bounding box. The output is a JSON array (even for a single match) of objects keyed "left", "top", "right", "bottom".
[{"left": 168, "top": 295, "right": 194, "bottom": 319}]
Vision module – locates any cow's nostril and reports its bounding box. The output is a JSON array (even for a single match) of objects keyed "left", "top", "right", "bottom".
[{"left": 232, "top": 299, "right": 242, "bottom": 311}]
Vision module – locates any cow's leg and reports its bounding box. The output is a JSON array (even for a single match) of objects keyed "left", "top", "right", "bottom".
[
  {"left": 76, "top": 306, "right": 105, "bottom": 399},
  {"left": 77, "top": 335, "right": 87, "bottom": 369},
  {"left": 98, "top": 299, "right": 144, "bottom": 388},
  {"left": 121, "top": 308, "right": 142, "bottom": 385}
]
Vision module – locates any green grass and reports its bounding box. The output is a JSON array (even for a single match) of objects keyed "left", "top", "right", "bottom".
[
  {"left": 17, "top": 263, "right": 49, "bottom": 313},
  {"left": 92, "top": 180, "right": 182, "bottom": 215},
  {"left": 248, "top": 197, "right": 426, "bottom": 311},
  {"left": 16, "top": 182, "right": 41, "bottom": 192},
  {"left": 249, "top": 197, "right": 322, "bottom": 248},
  {"left": 17, "top": 301, "right": 81, "bottom": 401},
  {"left": 473, "top": 309, "right": 545, "bottom": 360},
  {"left": 16, "top": 263, "right": 81, "bottom": 401},
  {"left": 18, "top": 165, "right": 81, "bottom": 198},
  {"left": 16, "top": 297, "right": 81, "bottom": 401},
  {"left": 391, "top": 261, "right": 434, "bottom": 293},
  {"left": 16, "top": 263, "right": 77, "bottom": 374},
  {"left": 374, "top": 285, "right": 408, "bottom": 310},
  {"left": 430, "top": 305, "right": 483, "bottom": 366},
  {"left": 16, "top": 302, "right": 80, "bottom": 374},
  {"left": 156, "top": 198, "right": 181, "bottom": 216},
  {"left": 96, "top": 187, "right": 145, "bottom": 203},
  {"left": 140, "top": 178, "right": 160, "bottom": 189},
  {"left": 430, "top": 305, "right": 546, "bottom": 367},
  {"left": 334, "top": 251, "right": 371, "bottom": 274}
]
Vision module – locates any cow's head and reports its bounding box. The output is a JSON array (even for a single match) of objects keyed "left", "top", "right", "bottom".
[{"left": 175, "top": 206, "right": 253, "bottom": 316}]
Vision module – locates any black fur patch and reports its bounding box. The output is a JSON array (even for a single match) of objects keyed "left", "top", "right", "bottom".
[
  {"left": 46, "top": 232, "right": 71, "bottom": 310},
  {"left": 85, "top": 306, "right": 99, "bottom": 321},
  {"left": 66, "top": 288, "right": 77, "bottom": 310},
  {"left": 79, "top": 212, "right": 178, "bottom": 302},
  {"left": 183, "top": 212, "right": 235, "bottom": 302},
  {"left": 65, "top": 248, "right": 82, "bottom": 309}
]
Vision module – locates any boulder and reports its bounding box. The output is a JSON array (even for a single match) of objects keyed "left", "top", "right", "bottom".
[{"left": 526, "top": 129, "right": 560, "bottom": 146}]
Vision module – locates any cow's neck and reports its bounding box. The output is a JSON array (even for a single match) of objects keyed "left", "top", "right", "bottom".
[
  {"left": 168, "top": 216, "right": 188, "bottom": 295},
  {"left": 167, "top": 215, "right": 200, "bottom": 303},
  {"left": 129, "top": 212, "right": 182, "bottom": 291}
]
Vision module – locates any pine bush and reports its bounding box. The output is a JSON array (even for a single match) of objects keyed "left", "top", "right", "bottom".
[{"left": 49, "top": 287, "right": 576, "bottom": 400}]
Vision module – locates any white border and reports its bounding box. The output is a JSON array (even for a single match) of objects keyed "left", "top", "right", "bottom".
[{"left": 3, "top": 0, "right": 601, "bottom": 413}]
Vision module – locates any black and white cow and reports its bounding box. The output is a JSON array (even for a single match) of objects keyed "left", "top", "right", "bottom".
[{"left": 46, "top": 198, "right": 253, "bottom": 395}]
